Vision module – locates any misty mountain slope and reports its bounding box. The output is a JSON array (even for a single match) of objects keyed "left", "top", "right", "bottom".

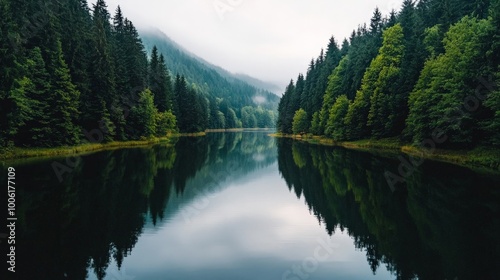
[{"left": 139, "top": 28, "right": 279, "bottom": 110}]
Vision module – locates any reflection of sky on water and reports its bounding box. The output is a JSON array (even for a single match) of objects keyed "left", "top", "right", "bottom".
[{"left": 89, "top": 162, "right": 393, "bottom": 280}]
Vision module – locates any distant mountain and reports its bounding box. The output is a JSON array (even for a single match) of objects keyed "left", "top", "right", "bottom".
[
  {"left": 232, "top": 73, "right": 282, "bottom": 94},
  {"left": 139, "top": 27, "right": 279, "bottom": 110}
]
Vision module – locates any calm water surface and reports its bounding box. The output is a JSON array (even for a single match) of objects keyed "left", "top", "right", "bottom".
[{"left": 3, "top": 132, "right": 500, "bottom": 280}]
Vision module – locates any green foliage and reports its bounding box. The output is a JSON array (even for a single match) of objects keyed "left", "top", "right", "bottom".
[
  {"left": 47, "top": 39, "right": 81, "bottom": 146},
  {"left": 129, "top": 89, "right": 157, "bottom": 139},
  {"left": 278, "top": 2, "right": 500, "bottom": 148},
  {"left": 140, "top": 30, "right": 279, "bottom": 117},
  {"left": 241, "top": 106, "right": 257, "bottom": 128},
  {"left": 149, "top": 47, "right": 173, "bottom": 112},
  {"left": 5, "top": 77, "right": 34, "bottom": 139},
  {"left": 174, "top": 75, "right": 209, "bottom": 132},
  {"left": 482, "top": 73, "right": 500, "bottom": 146},
  {"left": 325, "top": 95, "right": 350, "bottom": 140},
  {"left": 277, "top": 79, "right": 297, "bottom": 133},
  {"left": 319, "top": 55, "right": 349, "bottom": 135},
  {"left": 310, "top": 111, "right": 321, "bottom": 135},
  {"left": 423, "top": 25, "right": 444, "bottom": 58},
  {"left": 241, "top": 106, "right": 275, "bottom": 128},
  {"left": 292, "top": 108, "right": 309, "bottom": 134},
  {"left": 155, "top": 110, "right": 177, "bottom": 137},
  {"left": 407, "top": 16, "right": 494, "bottom": 146},
  {"left": 367, "top": 24, "right": 405, "bottom": 138}
]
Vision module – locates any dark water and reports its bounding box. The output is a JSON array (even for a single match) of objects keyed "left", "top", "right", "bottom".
[{"left": 1, "top": 132, "right": 500, "bottom": 280}]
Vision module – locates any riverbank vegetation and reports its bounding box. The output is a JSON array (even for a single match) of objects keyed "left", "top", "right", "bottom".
[
  {"left": 0, "top": 136, "right": 176, "bottom": 161},
  {"left": 273, "top": 133, "right": 500, "bottom": 171},
  {"left": 276, "top": 1, "right": 500, "bottom": 157}
]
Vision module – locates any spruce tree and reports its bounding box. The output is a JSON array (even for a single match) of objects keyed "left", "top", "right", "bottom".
[
  {"left": 47, "top": 39, "right": 81, "bottom": 146},
  {"left": 84, "top": 0, "right": 116, "bottom": 140},
  {"left": 16, "top": 47, "right": 51, "bottom": 146}
]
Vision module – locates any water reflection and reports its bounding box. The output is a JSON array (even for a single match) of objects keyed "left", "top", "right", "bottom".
[
  {"left": 4, "top": 133, "right": 500, "bottom": 280},
  {"left": 8, "top": 132, "right": 277, "bottom": 279},
  {"left": 277, "top": 138, "right": 500, "bottom": 280}
]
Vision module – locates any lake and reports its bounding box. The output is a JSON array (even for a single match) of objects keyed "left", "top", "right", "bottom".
[{"left": 3, "top": 132, "right": 500, "bottom": 280}]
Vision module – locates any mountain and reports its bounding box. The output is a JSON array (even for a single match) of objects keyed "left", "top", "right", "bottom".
[
  {"left": 139, "top": 27, "right": 280, "bottom": 110},
  {"left": 232, "top": 73, "right": 282, "bottom": 94}
]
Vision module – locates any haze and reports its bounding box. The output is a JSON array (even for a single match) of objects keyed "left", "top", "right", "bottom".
[{"left": 94, "top": 0, "right": 404, "bottom": 92}]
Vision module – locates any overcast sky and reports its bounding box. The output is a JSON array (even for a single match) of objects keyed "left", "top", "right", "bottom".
[{"left": 95, "top": 0, "right": 404, "bottom": 92}]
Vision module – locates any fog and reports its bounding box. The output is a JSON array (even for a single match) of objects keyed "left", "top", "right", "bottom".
[{"left": 93, "top": 0, "right": 404, "bottom": 92}]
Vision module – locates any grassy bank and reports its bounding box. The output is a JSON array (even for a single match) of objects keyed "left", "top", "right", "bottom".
[
  {"left": 205, "top": 128, "right": 274, "bottom": 133},
  {"left": 271, "top": 133, "right": 500, "bottom": 171},
  {"left": 178, "top": 131, "right": 207, "bottom": 137},
  {"left": 0, "top": 137, "right": 175, "bottom": 161}
]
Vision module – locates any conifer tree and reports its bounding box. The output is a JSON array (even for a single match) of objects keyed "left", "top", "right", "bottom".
[
  {"left": 83, "top": 0, "right": 117, "bottom": 140},
  {"left": 46, "top": 39, "right": 81, "bottom": 146},
  {"left": 15, "top": 47, "right": 51, "bottom": 146}
]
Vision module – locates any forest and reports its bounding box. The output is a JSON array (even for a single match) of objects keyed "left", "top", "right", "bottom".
[
  {"left": 0, "top": 0, "right": 277, "bottom": 149},
  {"left": 277, "top": 0, "right": 500, "bottom": 149}
]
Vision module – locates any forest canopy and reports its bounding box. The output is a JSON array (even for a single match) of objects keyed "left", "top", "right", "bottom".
[
  {"left": 277, "top": 0, "right": 500, "bottom": 148},
  {"left": 0, "top": 0, "right": 278, "bottom": 148}
]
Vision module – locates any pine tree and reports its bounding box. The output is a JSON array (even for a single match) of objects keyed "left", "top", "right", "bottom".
[
  {"left": 60, "top": 0, "right": 93, "bottom": 101},
  {"left": 15, "top": 47, "right": 52, "bottom": 146},
  {"left": 83, "top": 0, "right": 116, "bottom": 140},
  {"left": 149, "top": 50, "right": 173, "bottom": 112},
  {"left": 370, "top": 7, "right": 383, "bottom": 34},
  {"left": 277, "top": 80, "right": 295, "bottom": 133},
  {"left": 0, "top": 0, "right": 23, "bottom": 146},
  {"left": 46, "top": 39, "right": 81, "bottom": 146}
]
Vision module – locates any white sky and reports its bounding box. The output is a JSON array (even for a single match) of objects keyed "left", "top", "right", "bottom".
[{"left": 95, "top": 0, "right": 404, "bottom": 92}]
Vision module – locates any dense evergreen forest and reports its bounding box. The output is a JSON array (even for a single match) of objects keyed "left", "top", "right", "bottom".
[
  {"left": 277, "top": 0, "right": 500, "bottom": 149},
  {"left": 0, "top": 0, "right": 278, "bottom": 149}
]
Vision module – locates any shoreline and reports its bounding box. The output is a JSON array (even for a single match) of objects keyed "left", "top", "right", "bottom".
[
  {"left": 270, "top": 134, "right": 500, "bottom": 172},
  {"left": 0, "top": 129, "right": 274, "bottom": 161},
  {"left": 0, "top": 136, "right": 176, "bottom": 162}
]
